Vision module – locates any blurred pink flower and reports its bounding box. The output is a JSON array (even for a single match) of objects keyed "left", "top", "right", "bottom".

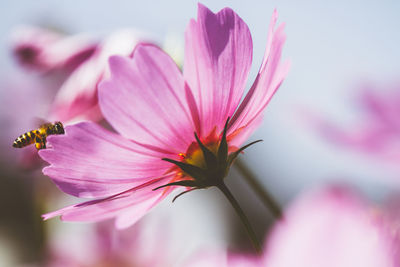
[
  {"left": 46, "top": 218, "right": 173, "bottom": 267},
  {"left": 11, "top": 25, "right": 97, "bottom": 73},
  {"left": 311, "top": 83, "right": 400, "bottom": 164},
  {"left": 11, "top": 26, "right": 145, "bottom": 124},
  {"left": 264, "top": 185, "right": 400, "bottom": 267},
  {"left": 184, "top": 248, "right": 261, "bottom": 267},
  {"left": 9, "top": 28, "right": 144, "bottom": 170},
  {"left": 185, "top": 185, "right": 400, "bottom": 267},
  {"left": 39, "top": 4, "right": 289, "bottom": 228},
  {"left": 49, "top": 30, "right": 146, "bottom": 123}
]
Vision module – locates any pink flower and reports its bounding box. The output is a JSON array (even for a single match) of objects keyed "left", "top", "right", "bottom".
[
  {"left": 183, "top": 248, "right": 261, "bottom": 267},
  {"left": 264, "top": 185, "right": 400, "bottom": 267},
  {"left": 11, "top": 26, "right": 145, "bottom": 123},
  {"left": 46, "top": 218, "right": 174, "bottom": 267},
  {"left": 11, "top": 25, "right": 97, "bottom": 73},
  {"left": 49, "top": 29, "right": 146, "bottom": 123},
  {"left": 184, "top": 186, "right": 400, "bottom": 267},
  {"left": 310, "top": 83, "right": 400, "bottom": 164},
  {"left": 39, "top": 4, "right": 289, "bottom": 228}
]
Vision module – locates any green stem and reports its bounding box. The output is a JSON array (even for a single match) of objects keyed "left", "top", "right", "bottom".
[
  {"left": 235, "top": 158, "right": 282, "bottom": 219},
  {"left": 217, "top": 182, "right": 261, "bottom": 253}
]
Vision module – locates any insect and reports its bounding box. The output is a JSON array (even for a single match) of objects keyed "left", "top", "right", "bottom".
[{"left": 12, "top": 121, "right": 65, "bottom": 150}]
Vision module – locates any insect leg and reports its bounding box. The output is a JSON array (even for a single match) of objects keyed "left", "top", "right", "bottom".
[
  {"left": 42, "top": 136, "right": 47, "bottom": 149},
  {"left": 35, "top": 136, "right": 45, "bottom": 150}
]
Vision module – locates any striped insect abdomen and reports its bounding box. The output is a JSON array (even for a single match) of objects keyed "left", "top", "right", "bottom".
[{"left": 12, "top": 130, "right": 38, "bottom": 148}]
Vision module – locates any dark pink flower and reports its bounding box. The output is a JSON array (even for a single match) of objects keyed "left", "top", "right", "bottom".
[
  {"left": 11, "top": 25, "right": 97, "bottom": 73},
  {"left": 12, "top": 26, "right": 144, "bottom": 123},
  {"left": 39, "top": 4, "right": 289, "bottom": 228}
]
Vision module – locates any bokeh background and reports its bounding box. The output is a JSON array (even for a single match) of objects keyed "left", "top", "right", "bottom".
[{"left": 1, "top": 0, "right": 399, "bottom": 266}]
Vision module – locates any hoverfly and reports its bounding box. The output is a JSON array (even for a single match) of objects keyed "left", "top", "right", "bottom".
[{"left": 13, "top": 121, "right": 64, "bottom": 150}]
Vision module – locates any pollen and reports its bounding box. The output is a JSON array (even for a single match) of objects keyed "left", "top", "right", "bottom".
[
  {"left": 159, "top": 118, "right": 262, "bottom": 192},
  {"left": 182, "top": 141, "right": 219, "bottom": 169}
]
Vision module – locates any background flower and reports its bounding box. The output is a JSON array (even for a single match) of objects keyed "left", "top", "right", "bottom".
[
  {"left": 309, "top": 82, "right": 400, "bottom": 165},
  {"left": 11, "top": 25, "right": 97, "bottom": 73},
  {"left": 264, "top": 185, "right": 400, "bottom": 267},
  {"left": 11, "top": 26, "right": 148, "bottom": 124},
  {"left": 44, "top": 217, "right": 176, "bottom": 267}
]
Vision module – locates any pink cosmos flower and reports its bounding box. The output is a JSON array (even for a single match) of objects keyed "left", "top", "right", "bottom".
[
  {"left": 310, "top": 83, "right": 400, "bottom": 164},
  {"left": 11, "top": 26, "right": 144, "bottom": 123},
  {"left": 39, "top": 4, "right": 289, "bottom": 229},
  {"left": 185, "top": 185, "right": 400, "bottom": 267},
  {"left": 49, "top": 29, "right": 146, "bottom": 123},
  {"left": 11, "top": 25, "right": 97, "bottom": 73},
  {"left": 264, "top": 185, "right": 400, "bottom": 267},
  {"left": 183, "top": 248, "right": 261, "bottom": 267},
  {"left": 46, "top": 219, "right": 174, "bottom": 267}
]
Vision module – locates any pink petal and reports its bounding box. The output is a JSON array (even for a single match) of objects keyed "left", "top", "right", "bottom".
[
  {"left": 304, "top": 91, "right": 400, "bottom": 164},
  {"left": 229, "top": 10, "right": 290, "bottom": 146},
  {"left": 113, "top": 193, "right": 163, "bottom": 229},
  {"left": 39, "top": 122, "right": 172, "bottom": 198},
  {"left": 360, "top": 88, "right": 400, "bottom": 130},
  {"left": 227, "top": 253, "right": 261, "bottom": 267},
  {"left": 227, "top": 113, "right": 264, "bottom": 148},
  {"left": 11, "top": 25, "right": 97, "bottom": 72},
  {"left": 184, "top": 249, "right": 260, "bottom": 267},
  {"left": 183, "top": 4, "right": 253, "bottom": 137},
  {"left": 99, "top": 43, "right": 195, "bottom": 154},
  {"left": 183, "top": 249, "right": 228, "bottom": 267},
  {"left": 264, "top": 185, "right": 398, "bottom": 267},
  {"left": 49, "top": 30, "right": 142, "bottom": 123},
  {"left": 315, "top": 117, "right": 399, "bottom": 155},
  {"left": 42, "top": 178, "right": 171, "bottom": 229}
]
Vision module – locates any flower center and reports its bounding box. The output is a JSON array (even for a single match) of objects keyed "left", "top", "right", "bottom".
[
  {"left": 154, "top": 117, "right": 262, "bottom": 197},
  {"left": 181, "top": 141, "right": 219, "bottom": 170}
]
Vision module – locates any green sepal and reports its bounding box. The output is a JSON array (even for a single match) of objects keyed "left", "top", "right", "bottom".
[
  {"left": 172, "top": 188, "right": 199, "bottom": 202},
  {"left": 160, "top": 118, "right": 262, "bottom": 196},
  {"left": 194, "top": 132, "right": 218, "bottom": 170},
  {"left": 152, "top": 180, "right": 198, "bottom": 191},
  {"left": 227, "top": 140, "right": 263, "bottom": 167},
  {"left": 162, "top": 158, "right": 206, "bottom": 181},
  {"left": 217, "top": 117, "right": 229, "bottom": 167}
]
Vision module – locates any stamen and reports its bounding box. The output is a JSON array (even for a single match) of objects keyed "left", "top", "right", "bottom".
[{"left": 161, "top": 117, "right": 262, "bottom": 192}]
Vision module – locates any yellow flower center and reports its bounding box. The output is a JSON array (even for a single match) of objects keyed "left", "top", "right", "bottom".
[{"left": 182, "top": 142, "right": 218, "bottom": 169}]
